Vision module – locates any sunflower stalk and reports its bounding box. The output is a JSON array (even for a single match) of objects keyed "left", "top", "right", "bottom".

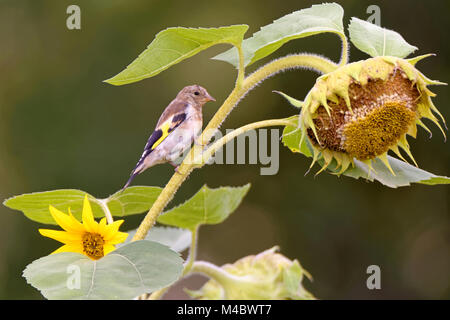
[{"left": 338, "top": 32, "right": 349, "bottom": 66}]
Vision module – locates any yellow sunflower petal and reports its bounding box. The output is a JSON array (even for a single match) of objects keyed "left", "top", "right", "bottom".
[
  {"left": 82, "top": 195, "right": 98, "bottom": 233},
  {"left": 98, "top": 217, "right": 107, "bottom": 235},
  {"left": 107, "top": 231, "right": 129, "bottom": 245},
  {"left": 48, "top": 206, "right": 85, "bottom": 234},
  {"left": 103, "top": 220, "right": 124, "bottom": 241},
  {"left": 103, "top": 244, "right": 117, "bottom": 256},
  {"left": 39, "top": 229, "right": 82, "bottom": 244},
  {"left": 67, "top": 209, "right": 86, "bottom": 231},
  {"left": 51, "top": 244, "right": 85, "bottom": 255}
]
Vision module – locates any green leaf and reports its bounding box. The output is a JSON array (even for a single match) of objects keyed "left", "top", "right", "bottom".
[
  {"left": 157, "top": 184, "right": 251, "bottom": 230},
  {"left": 122, "top": 226, "right": 191, "bottom": 252},
  {"left": 282, "top": 118, "right": 312, "bottom": 157},
  {"left": 418, "top": 177, "right": 450, "bottom": 185},
  {"left": 343, "top": 157, "right": 450, "bottom": 188},
  {"left": 23, "top": 240, "right": 183, "bottom": 300},
  {"left": 3, "top": 186, "right": 162, "bottom": 224},
  {"left": 348, "top": 17, "right": 417, "bottom": 58},
  {"left": 281, "top": 117, "right": 450, "bottom": 188},
  {"left": 104, "top": 25, "right": 249, "bottom": 86},
  {"left": 212, "top": 3, "right": 344, "bottom": 68},
  {"left": 105, "top": 186, "right": 162, "bottom": 218},
  {"left": 4, "top": 190, "right": 102, "bottom": 224}
]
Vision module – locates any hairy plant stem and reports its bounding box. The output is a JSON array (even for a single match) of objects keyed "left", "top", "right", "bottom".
[
  {"left": 338, "top": 32, "right": 349, "bottom": 66},
  {"left": 183, "top": 227, "right": 199, "bottom": 275},
  {"left": 144, "top": 261, "right": 247, "bottom": 300},
  {"left": 190, "top": 261, "right": 241, "bottom": 283},
  {"left": 190, "top": 261, "right": 258, "bottom": 287},
  {"left": 147, "top": 261, "right": 239, "bottom": 300},
  {"left": 131, "top": 53, "right": 338, "bottom": 242}
]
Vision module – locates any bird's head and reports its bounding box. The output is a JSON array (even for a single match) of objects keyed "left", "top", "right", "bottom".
[{"left": 179, "top": 85, "right": 215, "bottom": 106}]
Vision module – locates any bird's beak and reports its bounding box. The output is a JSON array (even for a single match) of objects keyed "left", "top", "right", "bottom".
[{"left": 205, "top": 92, "right": 216, "bottom": 102}]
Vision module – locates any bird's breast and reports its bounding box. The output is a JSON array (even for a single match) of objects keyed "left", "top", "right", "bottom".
[{"left": 162, "top": 117, "right": 202, "bottom": 161}]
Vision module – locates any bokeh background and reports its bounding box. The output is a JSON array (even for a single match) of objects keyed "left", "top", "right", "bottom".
[{"left": 0, "top": 0, "right": 449, "bottom": 299}]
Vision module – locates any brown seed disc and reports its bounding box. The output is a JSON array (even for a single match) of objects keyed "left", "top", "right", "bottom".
[{"left": 307, "top": 68, "right": 420, "bottom": 159}]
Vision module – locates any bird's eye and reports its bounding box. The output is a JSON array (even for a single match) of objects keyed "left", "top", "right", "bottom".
[{"left": 194, "top": 91, "right": 200, "bottom": 96}]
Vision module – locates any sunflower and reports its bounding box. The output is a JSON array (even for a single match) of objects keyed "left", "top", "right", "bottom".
[
  {"left": 39, "top": 195, "right": 128, "bottom": 260},
  {"left": 299, "top": 55, "right": 446, "bottom": 175}
]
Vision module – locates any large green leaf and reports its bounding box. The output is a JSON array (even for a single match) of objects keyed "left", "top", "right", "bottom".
[
  {"left": 3, "top": 186, "right": 162, "bottom": 224},
  {"left": 281, "top": 114, "right": 450, "bottom": 188},
  {"left": 23, "top": 240, "right": 183, "bottom": 300},
  {"left": 122, "top": 226, "right": 191, "bottom": 252},
  {"left": 4, "top": 190, "right": 102, "bottom": 224},
  {"left": 348, "top": 17, "right": 417, "bottom": 58},
  {"left": 212, "top": 3, "right": 345, "bottom": 68},
  {"left": 157, "top": 184, "right": 251, "bottom": 230},
  {"left": 344, "top": 158, "right": 450, "bottom": 188},
  {"left": 106, "top": 186, "right": 162, "bottom": 217},
  {"left": 104, "top": 25, "right": 248, "bottom": 86}
]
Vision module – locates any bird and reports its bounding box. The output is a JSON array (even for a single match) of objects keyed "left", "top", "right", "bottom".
[{"left": 122, "top": 85, "right": 215, "bottom": 190}]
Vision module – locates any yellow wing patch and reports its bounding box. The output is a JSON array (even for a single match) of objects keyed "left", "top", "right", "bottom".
[{"left": 151, "top": 121, "right": 171, "bottom": 150}]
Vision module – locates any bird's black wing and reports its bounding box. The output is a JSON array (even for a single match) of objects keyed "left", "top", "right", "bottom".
[{"left": 122, "top": 112, "right": 187, "bottom": 190}]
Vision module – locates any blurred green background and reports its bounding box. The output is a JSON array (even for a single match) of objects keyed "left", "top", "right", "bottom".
[{"left": 0, "top": 0, "right": 449, "bottom": 299}]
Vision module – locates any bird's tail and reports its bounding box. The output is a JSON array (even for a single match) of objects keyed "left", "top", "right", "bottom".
[
  {"left": 121, "top": 157, "right": 150, "bottom": 192},
  {"left": 121, "top": 165, "right": 144, "bottom": 192},
  {"left": 121, "top": 173, "right": 137, "bottom": 192}
]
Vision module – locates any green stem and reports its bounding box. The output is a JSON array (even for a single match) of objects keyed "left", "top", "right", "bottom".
[
  {"left": 131, "top": 53, "right": 337, "bottom": 242},
  {"left": 183, "top": 227, "right": 199, "bottom": 274},
  {"left": 147, "top": 260, "right": 242, "bottom": 300},
  {"left": 190, "top": 261, "right": 246, "bottom": 285},
  {"left": 97, "top": 199, "right": 114, "bottom": 224},
  {"left": 338, "top": 32, "right": 349, "bottom": 66}
]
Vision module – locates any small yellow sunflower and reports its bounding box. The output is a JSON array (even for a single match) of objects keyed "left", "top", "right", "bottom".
[
  {"left": 300, "top": 55, "right": 446, "bottom": 175},
  {"left": 39, "top": 195, "right": 128, "bottom": 260}
]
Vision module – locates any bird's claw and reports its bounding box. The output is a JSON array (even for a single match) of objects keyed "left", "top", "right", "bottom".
[{"left": 169, "top": 161, "right": 180, "bottom": 173}]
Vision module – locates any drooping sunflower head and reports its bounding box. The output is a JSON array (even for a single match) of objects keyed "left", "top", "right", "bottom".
[
  {"left": 300, "top": 55, "right": 446, "bottom": 174},
  {"left": 39, "top": 195, "right": 128, "bottom": 260}
]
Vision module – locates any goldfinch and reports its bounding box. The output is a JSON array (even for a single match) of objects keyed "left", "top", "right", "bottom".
[{"left": 122, "top": 85, "right": 215, "bottom": 189}]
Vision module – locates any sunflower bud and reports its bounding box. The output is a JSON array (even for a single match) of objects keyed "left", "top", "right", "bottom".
[
  {"left": 186, "top": 247, "right": 314, "bottom": 300},
  {"left": 300, "top": 55, "right": 446, "bottom": 174}
]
